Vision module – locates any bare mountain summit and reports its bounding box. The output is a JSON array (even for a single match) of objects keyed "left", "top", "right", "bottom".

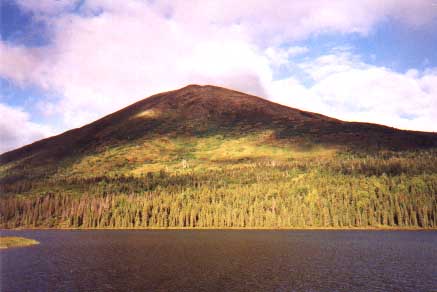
[{"left": 1, "top": 84, "right": 436, "bottom": 165}]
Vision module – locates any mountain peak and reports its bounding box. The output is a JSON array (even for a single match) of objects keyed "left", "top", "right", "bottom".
[
  {"left": 140, "top": 84, "right": 324, "bottom": 127},
  {"left": 169, "top": 84, "right": 246, "bottom": 99},
  {"left": 173, "top": 84, "right": 227, "bottom": 95},
  {"left": 1, "top": 84, "right": 437, "bottom": 165},
  {"left": 180, "top": 83, "right": 205, "bottom": 90}
]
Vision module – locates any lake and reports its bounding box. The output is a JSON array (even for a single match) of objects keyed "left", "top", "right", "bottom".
[{"left": 0, "top": 230, "right": 436, "bottom": 291}]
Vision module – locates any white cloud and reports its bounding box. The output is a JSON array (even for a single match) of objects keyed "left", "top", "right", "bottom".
[
  {"left": 269, "top": 53, "right": 437, "bottom": 132},
  {"left": 151, "top": 0, "right": 437, "bottom": 42},
  {"left": 265, "top": 46, "right": 309, "bottom": 67},
  {"left": 0, "top": 104, "right": 54, "bottom": 153},
  {"left": 0, "top": 43, "right": 43, "bottom": 86}
]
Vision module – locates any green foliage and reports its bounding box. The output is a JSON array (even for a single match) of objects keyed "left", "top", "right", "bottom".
[{"left": 1, "top": 149, "right": 436, "bottom": 228}]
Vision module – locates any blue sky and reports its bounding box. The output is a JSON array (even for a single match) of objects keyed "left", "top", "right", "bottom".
[{"left": 1, "top": 0, "right": 437, "bottom": 153}]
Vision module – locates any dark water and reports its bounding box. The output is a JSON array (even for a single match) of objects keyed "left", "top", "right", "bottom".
[{"left": 0, "top": 230, "right": 436, "bottom": 292}]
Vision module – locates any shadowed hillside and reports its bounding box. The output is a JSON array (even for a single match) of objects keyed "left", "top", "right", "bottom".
[{"left": 1, "top": 85, "right": 436, "bottom": 229}]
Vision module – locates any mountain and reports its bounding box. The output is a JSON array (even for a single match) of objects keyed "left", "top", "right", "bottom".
[
  {"left": 1, "top": 84, "right": 436, "bottom": 229},
  {"left": 1, "top": 84, "right": 436, "bottom": 164}
]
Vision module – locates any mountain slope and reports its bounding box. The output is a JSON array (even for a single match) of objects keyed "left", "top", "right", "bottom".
[
  {"left": 1, "top": 84, "right": 436, "bottom": 165},
  {"left": 1, "top": 85, "right": 436, "bottom": 229}
]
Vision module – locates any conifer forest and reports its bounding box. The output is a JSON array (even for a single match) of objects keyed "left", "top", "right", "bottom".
[{"left": 2, "top": 147, "right": 436, "bottom": 229}]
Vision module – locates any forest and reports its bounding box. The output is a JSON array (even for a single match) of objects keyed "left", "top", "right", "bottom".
[{"left": 1, "top": 149, "right": 436, "bottom": 228}]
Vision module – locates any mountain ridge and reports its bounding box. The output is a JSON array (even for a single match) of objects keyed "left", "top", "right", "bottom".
[{"left": 1, "top": 84, "right": 436, "bottom": 165}]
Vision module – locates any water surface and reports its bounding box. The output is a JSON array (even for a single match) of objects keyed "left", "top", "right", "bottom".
[{"left": 1, "top": 230, "right": 436, "bottom": 291}]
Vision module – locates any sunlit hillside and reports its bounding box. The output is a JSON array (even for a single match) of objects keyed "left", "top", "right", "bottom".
[{"left": 1, "top": 85, "right": 436, "bottom": 229}]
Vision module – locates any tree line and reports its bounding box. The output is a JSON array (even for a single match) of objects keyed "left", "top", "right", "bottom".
[{"left": 1, "top": 150, "right": 436, "bottom": 228}]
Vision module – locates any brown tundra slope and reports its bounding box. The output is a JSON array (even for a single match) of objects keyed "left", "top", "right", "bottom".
[{"left": 1, "top": 84, "right": 436, "bottom": 166}]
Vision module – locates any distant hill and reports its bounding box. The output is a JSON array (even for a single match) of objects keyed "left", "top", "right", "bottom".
[{"left": 1, "top": 85, "right": 436, "bottom": 229}]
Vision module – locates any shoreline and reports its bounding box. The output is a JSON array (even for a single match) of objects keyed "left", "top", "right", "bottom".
[{"left": 1, "top": 226, "right": 436, "bottom": 231}]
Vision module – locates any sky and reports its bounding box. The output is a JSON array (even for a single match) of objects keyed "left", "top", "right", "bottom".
[{"left": 1, "top": 0, "right": 437, "bottom": 153}]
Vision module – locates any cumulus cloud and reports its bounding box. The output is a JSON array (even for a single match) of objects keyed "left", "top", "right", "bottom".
[
  {"left": 0, "top": 103, "right": 54, "bottom": 153},
  {"left": 265, "top": 46, "right": 309, "bottom": 67},
  {"left": 0, "top": 42, "right": 44, "bottom": 86},
  {"left": 0, "top": 0, "right": 436, "bottom": 149},
  {"left": 269, "top": 52, "right": 437, "bottom": 132},
  {"left": 152, "top": 0, "right": 437, "bottom": 42}
]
